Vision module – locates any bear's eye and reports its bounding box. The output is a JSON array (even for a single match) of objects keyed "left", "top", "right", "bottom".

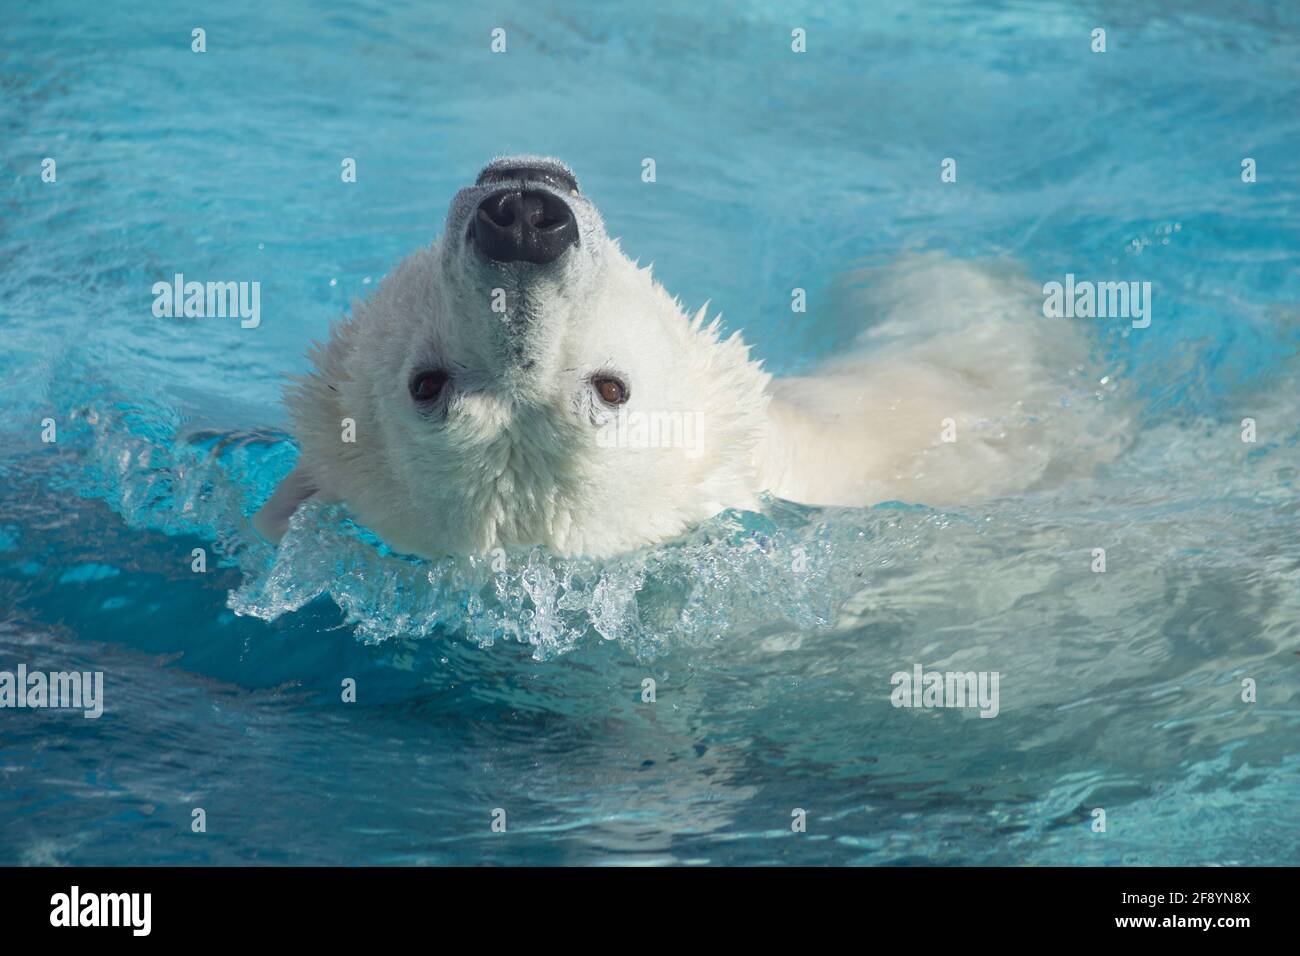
[
  {"left": 410, "top": 369, "right": 450, "bottom": 403},
  {"left": 592, "top": 375, "right": 629, "bottom": 406}
]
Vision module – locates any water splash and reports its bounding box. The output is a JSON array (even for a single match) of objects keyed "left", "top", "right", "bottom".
[{"left": 64, "top": 382, "right": 950, "bottom": 661}]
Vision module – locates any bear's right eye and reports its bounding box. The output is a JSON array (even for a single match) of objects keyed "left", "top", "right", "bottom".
[
  {"left": 410, "top": 369, "right": 450, "bottom": 403},
  {"left": 592, "top": 375, "right": 629, "bottom": 406}
]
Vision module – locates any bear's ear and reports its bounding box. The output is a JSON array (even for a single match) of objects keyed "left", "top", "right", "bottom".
[{"left": 252, "top": 464, "right": 319, "bottom": 543}]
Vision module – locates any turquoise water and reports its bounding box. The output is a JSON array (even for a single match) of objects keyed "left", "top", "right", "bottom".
[{"left": 2, "top": 0, "right": 1298, "bottom": 865}]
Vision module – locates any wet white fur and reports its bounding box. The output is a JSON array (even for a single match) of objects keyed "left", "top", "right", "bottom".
[{"left": 256, "top": 157, "right": 1121, "bottom": 559}]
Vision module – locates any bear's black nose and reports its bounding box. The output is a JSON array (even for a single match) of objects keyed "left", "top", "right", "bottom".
[{"left": 472, "top": 188, "right": 577, "bottom": 264}]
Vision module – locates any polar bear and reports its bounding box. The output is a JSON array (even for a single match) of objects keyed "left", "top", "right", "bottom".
[{"left": 255, "top": 155, "right": 1121, "bottom": 559}]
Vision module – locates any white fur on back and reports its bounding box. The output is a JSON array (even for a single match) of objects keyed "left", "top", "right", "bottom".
[{"left": 760, "top": 254, "right": 1127, "bottom": 506}]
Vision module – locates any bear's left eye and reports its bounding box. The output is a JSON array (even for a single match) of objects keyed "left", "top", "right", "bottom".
[
  {"left": 592, "top": 375, "right": 629, "bottom": 406},
  {"left": 410, "top": 369, "right": 450, "bottom": 403}
]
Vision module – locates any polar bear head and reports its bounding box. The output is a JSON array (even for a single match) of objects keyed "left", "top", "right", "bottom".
[{"left": 260, "top": 156, "right": 771, "bottom": 559}]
